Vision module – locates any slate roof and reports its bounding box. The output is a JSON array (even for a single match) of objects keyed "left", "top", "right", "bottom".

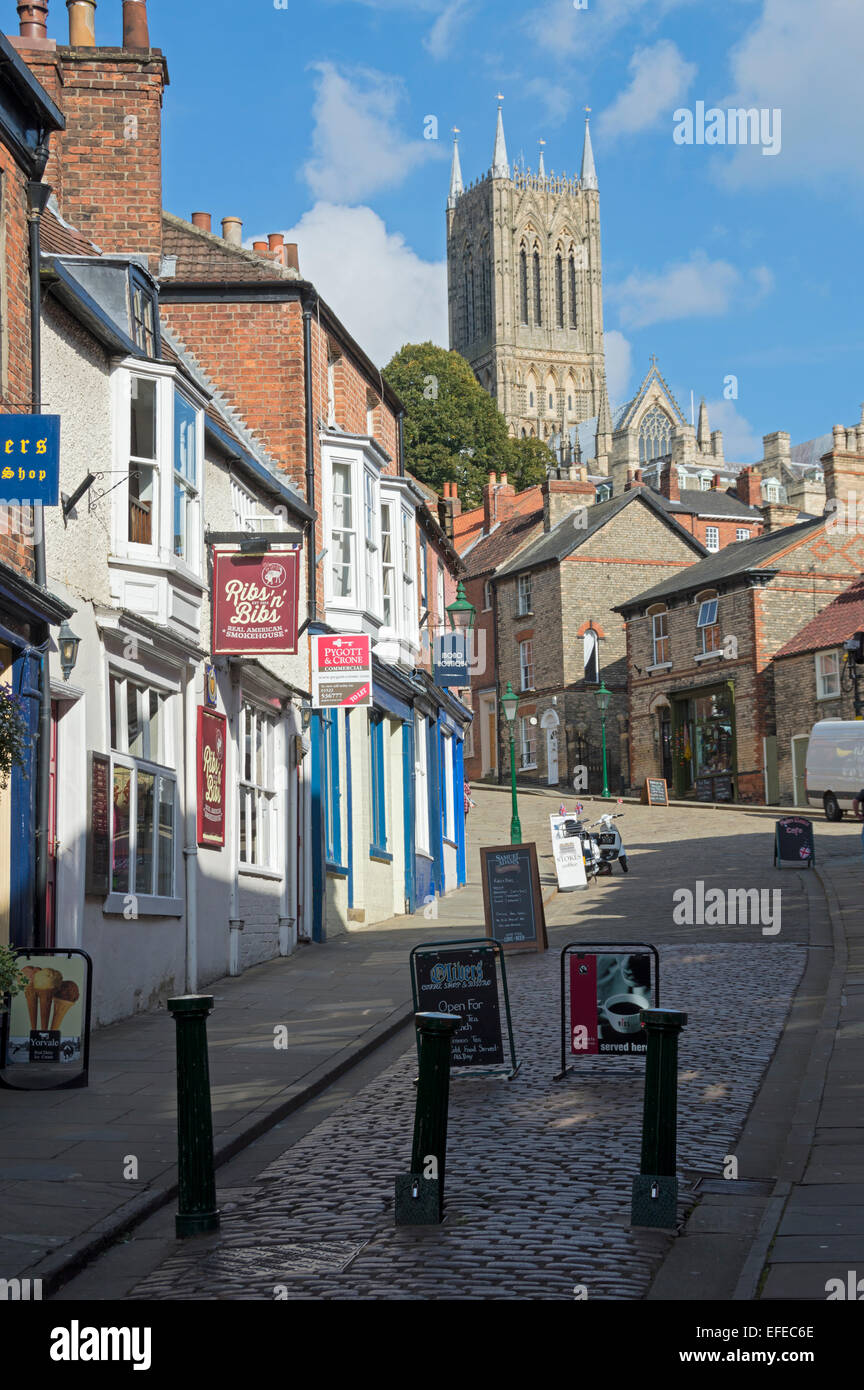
[
  {"left": 773, "top": 577, "right": 864, "bottom": 660},
  {"left": 162, "top": 212, "right": 301, "bottom": 283},
  {"left": 654, "top": 488, "right": 763, "bottom": 521},
  {"left": 615, "top": 514, "right": 826, "bottom": 614},
  {"left": 495, "top": 486, "right": 707, "bottom": 581},
  {"left": 789, "top": 435, "right": 833, "bottom": 473}
]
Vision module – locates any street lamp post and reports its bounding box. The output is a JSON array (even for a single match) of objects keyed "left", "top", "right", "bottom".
[
  {"left": 595, "top": 679, "right": 612, "bottom": 799},
  {"left": 500, "top": 681, "right": 521, "bottom": 844}
]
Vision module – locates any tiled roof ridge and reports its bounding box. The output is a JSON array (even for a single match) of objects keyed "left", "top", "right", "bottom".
[{"left": 162, "top": 210, "right": 300, "bottom": 281}]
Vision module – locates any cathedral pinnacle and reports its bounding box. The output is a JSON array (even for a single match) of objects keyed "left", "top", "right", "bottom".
[
  {"left": 448, "top": 128, "right": 464, "bottom": 208},
  {"left": 580, "top": 110, "right": 598, "bottom": 191},
  {"left": 697, "top": 397, "right": 711, "bottom": 449},
  {"left": 538, "top": 138, "right": 546, "bottom": 178},
  {"left": 491, "top": 95, "right": 510, "bottom": 180}
]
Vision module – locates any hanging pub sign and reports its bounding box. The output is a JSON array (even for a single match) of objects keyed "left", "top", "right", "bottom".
[
  {"left": 0, "top": 414, "right": 60, "bottom": 505},
  {"left": 480, "top": 843, "right": 548, "bottom": 953},
  {"left": 211, "top": 548, "right": 299, "bottom": 656},
  {"left": 312, "top": 633, "right": 372, "bottom": 708},
  {"left": 197, "top": 708, "right": 227, "bottom": 847},
  {"left": 0, "top": 949, "right": 93, "bottom": 1090},
  {"left": 774, "top": 816, "right": 815, "bottom": 869},
  {"left": 433, "top": 631, "right": 469, "bottom": 687}
]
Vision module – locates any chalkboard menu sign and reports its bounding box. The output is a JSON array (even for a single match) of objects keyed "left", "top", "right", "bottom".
[
  {"left": 774, "top": 816, "right": 815, "bottom": 869},
  {"left": 713, "top": 774, "right": 734, "bottom": 803},
  {"left": 642, "top": 777, "right": 669, "bottom": 807},
  {"left": 413, "top": 947, "right": 504, "bottom": 1068},
  {"left": 480, "top": 843, "right": 547, "bottom": 953},
  {"left": 695, "top": 777, "right": 713, "bottom": 802},
  {"left": 85, "top": 752, "right": 111, "bottom": 896}
]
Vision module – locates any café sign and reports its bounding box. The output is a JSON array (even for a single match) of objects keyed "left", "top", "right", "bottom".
[{"left": 212, "top": 549, "right": 299, "bottom": 656}]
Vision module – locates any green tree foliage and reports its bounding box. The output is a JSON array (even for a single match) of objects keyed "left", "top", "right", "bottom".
[{"left": 383, "top": 342, "right": 554, "bottom": 507}]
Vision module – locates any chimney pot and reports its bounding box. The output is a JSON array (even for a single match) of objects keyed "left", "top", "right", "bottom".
[
  {"left": 122, "top": 0, "right": 150, "bottom": 49},
  {"left": 67, "top": 0, "right": 97, "bottom": 45},
  {"left": 18, "top": 2, "right": 49, "bottom": 39},
  {"left": 222, "top": 217, "right": 243, "bottom": 246},
  {"left": 268, "top": 233, "right": 285, "bottom": 265},
  {"left": 253, "top": 240, "right": 269, "bottom": 253},
  {"left": 191, "top": 211, "right": 212, "bottom": 233},
  {"left": 284, "top": 242, "right": 299, "bottom": 272}
]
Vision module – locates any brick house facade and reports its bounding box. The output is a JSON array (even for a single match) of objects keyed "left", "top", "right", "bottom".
[
  {"left": 772, "top": 576, "right": 864, "bottom": 805},
  {"left": 618, "top": 445, "right": 864, "bottom": 804},
  {"left": 494, "top": 475, "right": 706, "bottom": 793}
]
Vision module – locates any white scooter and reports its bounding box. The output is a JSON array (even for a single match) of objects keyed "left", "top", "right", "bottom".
[{"left": 589, "top": 812, "right": 629, "bottom": 874}]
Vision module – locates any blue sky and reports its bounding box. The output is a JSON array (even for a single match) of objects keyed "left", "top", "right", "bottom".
[{"left": 99, "top": 1, "right": 864, "bottom": 461}]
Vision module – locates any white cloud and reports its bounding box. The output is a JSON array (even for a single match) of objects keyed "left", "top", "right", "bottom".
[
  {"left": 275, "top": 203, "right": 447, "bottom": 367},
  {"left": 608, "top": 251, "right": 774, "bottom": 329},
  {"left": 717, "top": 0, "right": 864, "bottom": 188},
  {"left": 599, "top": 40, "right": 696, "bottom": 141},
  {"left": 604, "top": 329, "right": 632, "bottom": 406},
  {"left": 524, "top": 0, "right": 697, "bottom": 61},
  {"left": 424, "top": 0, "right": 472, "bottom": 60},
  {"left": 703, "top": 399, "right": 762, "bottom": 462},
  {"left": 302, "top": 63, "right": 443, "bottom": 204},
  {"left": 523, "top": 79, "right": 573, "bottom": 130}
]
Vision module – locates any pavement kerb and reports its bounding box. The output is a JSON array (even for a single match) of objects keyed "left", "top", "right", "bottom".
[
  {"left": 730, "top": 860, "right": 848, "bottom": 1300},
  {"left": 26, "top": 997, "right": 418, "bottom": 1299}
]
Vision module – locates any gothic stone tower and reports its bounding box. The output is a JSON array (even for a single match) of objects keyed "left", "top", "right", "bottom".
[{"left": 447, "top": 103, "right": 608, "bottom": 450}]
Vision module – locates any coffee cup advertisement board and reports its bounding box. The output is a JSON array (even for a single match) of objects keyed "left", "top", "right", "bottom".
[{"left": 569, "top": 951, "right": 654, "bottom": 1055}]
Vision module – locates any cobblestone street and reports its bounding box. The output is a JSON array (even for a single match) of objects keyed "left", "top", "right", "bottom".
[{"left": 124, "top": 785, "right": 816, "bottom": 1301}]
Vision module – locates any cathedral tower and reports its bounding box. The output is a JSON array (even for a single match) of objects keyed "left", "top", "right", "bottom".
[{"left": 447, "top": 101, "right": 608, "bottom": 458}]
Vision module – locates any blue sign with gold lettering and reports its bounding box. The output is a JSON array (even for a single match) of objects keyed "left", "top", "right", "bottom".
[{"left": 0, "top": 415, "right": 60, "bottom": 505}]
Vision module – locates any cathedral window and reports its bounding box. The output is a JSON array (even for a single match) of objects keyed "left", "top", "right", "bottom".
[
  {"left": 638, "top": 406, "right": 672, "bottom": 464},
  {"left": 568, "top": 254, "right": 578, "bottom": 328},
  {"left": 519, "top": 248, "right": 529, "bottom": 325},
  {"left": 567, "top": 395, "right": 572, "bottom": 411},
  {"left": 533, "top": 250, "right": 542, "bottom": 325},
  {"left": 555, "top": 253, "right": 564, "bottom": 328}
]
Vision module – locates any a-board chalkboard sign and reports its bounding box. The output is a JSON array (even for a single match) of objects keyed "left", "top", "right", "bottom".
[
  {"left": 774, "top": 816, "right": 815, "bottom": 869},
  {"left": 414, "top": 948, "right": 504, "bottom": 1068},
  {"left": 713, "top": 774, "right": 734, "bottom": 803},
  {"left": 480, "top": 843, "right": 547, "bottom": 953},
  {"left": 642, "top": 777, "right": 669, "bottom": 807},
  {"left": 695, "top": 777, "right": 713, "bottom": 802}
]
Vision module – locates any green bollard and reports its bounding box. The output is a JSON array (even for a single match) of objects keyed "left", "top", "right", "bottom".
[
  {"left": 631, "top": 1007, "right": 688, "bottom": 1229},
  {"left": 168, "top": 994, "right": 220, "bottom": 1238},
  {"left": 395, "top": 1011, "right": 461, "bottom": 1225}
]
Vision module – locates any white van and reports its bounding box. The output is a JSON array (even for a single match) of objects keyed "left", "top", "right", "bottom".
[{"left": 804, "top": 720, "right": 864, "bottom": 820}]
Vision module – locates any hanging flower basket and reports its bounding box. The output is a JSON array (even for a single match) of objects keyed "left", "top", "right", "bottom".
[{"left": 0, "top": 686, "right": 30, "bottom": 790}]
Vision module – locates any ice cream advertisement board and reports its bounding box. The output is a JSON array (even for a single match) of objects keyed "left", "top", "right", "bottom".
[{"left": 1, "top": 950, "right": 92, "bottom": 1089}]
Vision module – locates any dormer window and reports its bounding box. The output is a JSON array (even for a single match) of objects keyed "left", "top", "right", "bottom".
[{"left": 131, "top": 276, "right": 158, "bottom": 357}]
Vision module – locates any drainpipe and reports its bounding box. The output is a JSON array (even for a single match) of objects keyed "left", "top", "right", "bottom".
[
  {"left": 28, "top": 178, "right": 51, "bottom": 950},
  {"left": 397, "top": 407, "right": 405, "bottom": 478},
  {"left": 302, "top": 301, "right": 317, "bottom": 622},
  {"left": 183, "top": 666, "right": 198, "bottom": 991}
]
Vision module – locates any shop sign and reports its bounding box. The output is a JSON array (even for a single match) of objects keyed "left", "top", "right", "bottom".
[
  {"left": 197, "top": 708, "right": 227, "bottom": 847},
  {"left": 212, "top": 549, "right": 299, "bottom": 655},
  {"left": 1, "top": 949, "right": 93, "bottom": 1089},
  {"left": 0, "top": 415, "right": 60, "bottom": 504}
]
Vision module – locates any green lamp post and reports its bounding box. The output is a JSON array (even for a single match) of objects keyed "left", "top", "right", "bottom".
[
  {"left": 500, "top": 680, "right": 522, "bottom": 844},
  {"left": 445, "top": 579, "right": 476, "bottom": 632},
  {"left": 595, "top": 679, "right": 612, "bottom": 799}
]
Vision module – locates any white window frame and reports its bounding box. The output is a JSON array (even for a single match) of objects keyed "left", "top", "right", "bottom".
[
  {"left": 519, "top": 638, "right": 534, "bottom": 691},
  {"left": 364, "top": 470, "right": 379, "bottom": 616},
  {"left": 238, "top": 701, "right": 281, "bottom": 873},
  {"left": 173, "top": 387, "right": 200, "bottom": 571},
  {"left": 705, "top": 526, "right": 720, "bottom": 552},
  {"left": 696, "top": 595, "right": 721, "bottom": 655},
  {"left": 108, "top": 671, "right": 177, "bottom": 904},
  {"left": 483, "top": 580, "right": 493, "bottom": 611},
  {"left": 437, "top": 562, "right": 446, "bottom": 635},
  {"left": 517, "top": 573, "right": 532, "bottom": 615},
  {"left": 327, "top": 457, "right": 359, "bottom": 606},
  {"left": 736, "top": 527, "right": 751, "bottom": 541},
  {"left": 519, "top": 715, "right": 536, "bottom": 769},
  {"left": 816, "top": 649, "right": 842, "bottom": 701},
  {"left": 650, "top": 608, "right": 670, "bottom": 667}
]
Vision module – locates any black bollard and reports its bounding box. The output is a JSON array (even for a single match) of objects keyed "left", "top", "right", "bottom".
[
  {"left": 395, "top": 1011, "right": 460, "bottom": 1225},
  {"left": 168, "top": 994, "right": 220, "bottom": 1238},
  {"left": 631, "top": 1007, "right": 688, "bottom": 1229}
]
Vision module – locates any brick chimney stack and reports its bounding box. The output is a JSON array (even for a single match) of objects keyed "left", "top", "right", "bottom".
[
  {"left": 624, "top": 468, "right": 644, "bottom": 492},
  {"left": 17, "top": 0, "right": 168, "bottom": 274},
  {"left": 438, "top": 481, "right": 463, "bottom": 538},
  {"left": 822, "top": 424, "right": 864, "bottom": 509},
  {"left": 736, "top": 465, "right": 762, "bottom": 507},
  {"left": 495, "top": 472, "right": 516, "bottom": 524},
  {"left": 482, "top": 471, "right": 498, "bottom": 534},
  {"left": 659, "top": 461, "right": 679, "bottom": 501},
  {"left": 541, "top": 467, "right": 595, "bottom": 531}
]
